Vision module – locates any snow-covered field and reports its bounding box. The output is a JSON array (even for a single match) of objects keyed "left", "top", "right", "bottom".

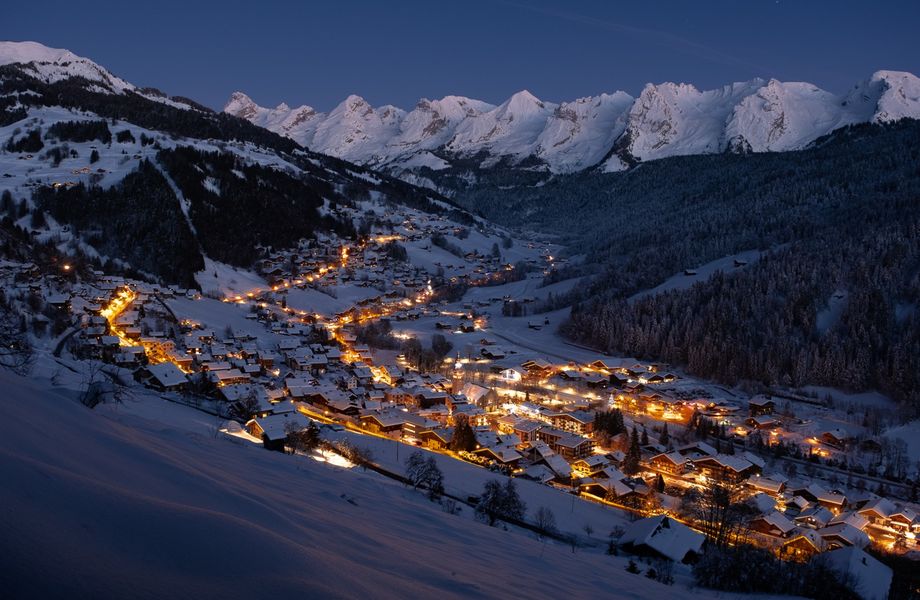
[{"left": 0, "top": 369, "right": 722, "bottom": 599}]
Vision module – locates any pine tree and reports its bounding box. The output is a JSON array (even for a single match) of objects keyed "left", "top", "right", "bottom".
[
  {"left": 624, "top": 427, "right": 641, "bottom": 475},
  {"left": 660, "top": 422, "right": 669, "bottom": 447}
]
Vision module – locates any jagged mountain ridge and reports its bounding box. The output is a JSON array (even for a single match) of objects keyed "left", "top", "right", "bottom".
[{"left": 227, "top": 70, "right": 920, "bottom": 176}]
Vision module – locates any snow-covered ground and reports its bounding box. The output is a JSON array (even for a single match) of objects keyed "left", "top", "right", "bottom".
[
  {"left": 195, "top": 257, "right": 267, "bottom": 297},
  {"left": 629, "top": 249, "right": 763, "bottom": 304},
  {"left": 0, "top": 368, "right": 724, "bottom": 599}
]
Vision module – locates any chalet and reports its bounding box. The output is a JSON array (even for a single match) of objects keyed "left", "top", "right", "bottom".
[
  {"left": 748, "top": 395, "right": 776, "bottom": 417},
  {"left": 459, "top": 382, "right": 492, "bottom": 406},
  {"left": 572, "top": 455, "right": 609, "bottom": 477},
  {"left": 537, "top": 452, "right": 573, "bottom": 480},
  {"left": 583, "top": 374, "right": 608, "bottom": 388},
  {"left": 649, "top": 452, "right": 690, "bottom": 475},
  {"left": 888, "top": 509, "right": 919, "bottom": 534},
  {"left": 747, "top": 476, "right": 786, "bottom": 496},
  {"left": 608, "top": 372, "right": 629, "bottom": 387},
  {"left": 115, "top": 346, "right": 146, "bottom": 367},
  {"left": 480, "top": 347, "right": 506, "bottom": 360},
  {"left": 677, "top": 441, "right": 718, "bottom": 459},
  {"left": 781, "top": 530, "right": 824, "bottom": 562},
  {"left": 512, "top": 419, "right": 545, "bottom": 443},
  {"left": 376, "top": 364, "right": 403, "bottom": 386},
  {"left": 549, "top": 410, "right": 595, "bottom": 435},
  {"left": 46, "top": 293, "right": 71, "bottom": 312},
  {"left": 498, "top": 367, "right": 524, "bottom": 382},
  {"left": 521, "top": 358, "right": 553, "bottom": 378},
  {"left": 692, "top": 455, "right": 759, "bottom": 483},
  {"left": 418, "top": 428, "right": 453, "bottom": 451},
  {"left": 828, "top": 511, "right": 870, "bottom": 533},
  {"left": 795, "top": 506, "right": 834, "bottom": 530},
  {"left": 750, "top": 511, "right": 796, "bottom": 538},
  {"left": 211, "top": 369, "right": 250, "bottom": 386},
  {"left": 745, "top": 415, "right": 782, "bottom": 430},
  {"left": 360, "top": 412, "right": 407, "bottom": 436},
  {"left": 521, "top": 464, "right": 556, "bottom": 484},
  {"left": 816, "top": 491, "right": 848, "bottom": 514},
  {"left": 535, "top": 427, "right": 594, "bottom": 460},
  {"left": 410, "top": 389, "right": 449, "bottom": 409},
  {"left": 352, "top": 365, "right": 374, "bottom": 385},
  {"left": 581, "top": 476, "right": 634, "bottom": 501},
  {"left": 322, "top": 393, "right": 361, "bottom": 417},
  {"left": 246, "top": 412, "right": 312, "bottom": 452},
  {"left": 474, "top": 445, "right": 523, "bottom": 468},
  {"left": 821, "top": 428, "right": 852, "bottom": 449},
  {"left": 145, "top": 362, "right": 188, "bottom": 392},
  {"left": 857, "top": 498, "right": 897, "bottom": 526},
  {"left": 619, "top": 516, "right": 705, "bottom": 563},
  {"left": 817, "top": 523, "right": 870, "bottom": 551}
]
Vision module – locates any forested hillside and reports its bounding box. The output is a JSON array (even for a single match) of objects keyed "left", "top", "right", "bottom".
[
  {"left": 457, "top": 121, "right": 920, "bottom": 409},
  {"left": 0, "top": 61, "right": 472, "bottom": 287}
]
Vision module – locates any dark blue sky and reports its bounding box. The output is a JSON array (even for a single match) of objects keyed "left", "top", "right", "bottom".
[{"left": 6, "top": 0, "right": 919, "bottom": 111}]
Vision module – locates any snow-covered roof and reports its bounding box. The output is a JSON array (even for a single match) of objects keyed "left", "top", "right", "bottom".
[
  {"left": 759, "top": 511, "right": 795, "bottom": 535},
  {"left": 824, "top": 547, "right": 892, "bottom": 600},
  {"left": 147, "top": 362, "right": 187, "bottom": 388},
  {"left": 620, "top": 516, "right": 705, "bottom": 562},
  {"left": 817, "top": 523, "right": 870, "bottom": 548},
  {"left": 249, "top": 412, "right": 312, "bottom": 441}
]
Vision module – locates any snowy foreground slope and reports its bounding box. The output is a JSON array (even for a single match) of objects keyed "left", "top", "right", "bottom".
[
  {"left": 227, "top": 70, "right": 920, "bottom": 175},
  {"left": 0, "top": 370, "right": 724, "bottom": 600}
]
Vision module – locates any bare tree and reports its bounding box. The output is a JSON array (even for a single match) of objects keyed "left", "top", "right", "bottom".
[
  {"left": 0, "top": 304, "right": 33, "bottom": 375},
  {"left": 79, "top": 361, "right": 127, "bottom": 408},
  {"left": 535, "top": 506, "right": 557, "bottom": 538}
]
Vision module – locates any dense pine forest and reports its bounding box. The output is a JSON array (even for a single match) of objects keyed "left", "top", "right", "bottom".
[
  {"left": 457, "top": 121, "right": 920, "bottom": 409},
  {"left": 34, "top": 161, "right": 204, "bottom": 287}
]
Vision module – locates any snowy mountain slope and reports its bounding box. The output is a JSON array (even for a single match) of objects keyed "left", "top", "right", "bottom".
[
  {"left": 309, "top": 95, "right": 406, "bottom": 165},
  {"left": 535, "top": 91, "right": 634, "bottom": 172},
  {"left": 848, "top": 70, "right": 920, "bottom": 124},
  {"left": 444, "top": 90, "right": 558, "bottom": 165},
  {"left": 0, "top": 41, "right": 469, "bottom": 286},
  {"left": 0, "top": 40, "right": 133, "bottom": 93},
  {"left": 228, "top": 70, "right": 920, "bottom": 178},
  {"left": 613, "top": 79, "right": 765, "bottom": 165},
  {"left": 0, "top": 369, "right": 718, "bottom": 599},
  {"left": 724, "top": 80, "right": 848, "bottom": 153}
]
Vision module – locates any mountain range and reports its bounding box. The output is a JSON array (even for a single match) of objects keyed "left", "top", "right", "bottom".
[{"left": 226, "top": 70, "right": 920, "bottom": 177}]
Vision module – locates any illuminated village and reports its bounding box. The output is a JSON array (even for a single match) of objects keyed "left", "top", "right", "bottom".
[{"left": 5, "top": 191, "right": 910, "bottom": 586}]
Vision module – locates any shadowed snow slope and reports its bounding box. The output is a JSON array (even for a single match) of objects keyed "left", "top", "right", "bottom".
[{"left": 0, "top": 371, "right": 712, "bottom": 599}]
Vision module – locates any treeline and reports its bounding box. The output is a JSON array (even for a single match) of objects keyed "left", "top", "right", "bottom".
[
  {"left": 35, "top": 160, "right": 204, "bottom": 287},
  {"left": 46, "top": 120, "right": 111, "bottom": 144},
  {"left": 458, "top": 120, "right": 920, "bottom": 409}
]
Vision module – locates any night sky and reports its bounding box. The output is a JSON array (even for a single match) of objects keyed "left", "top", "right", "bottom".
[{"left": 6, "top": 0, "right": 919, "bottom": 111}]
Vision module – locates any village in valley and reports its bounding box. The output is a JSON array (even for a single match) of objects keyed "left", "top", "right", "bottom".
[{"left": 3, "top": 187, "right": 911, "bottom": 596}]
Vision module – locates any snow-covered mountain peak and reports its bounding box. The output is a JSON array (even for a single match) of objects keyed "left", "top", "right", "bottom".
[
  {"left": 501, "top": 89, "right": 549, "bottom": 116},
  {"left": 0, "top": 41, "right": 81, "bottom": 66},
  {"left": 0, "top": 40, "right": 133, "bottom": 92},
  {"left": 869, "top": 70, "right": 920, "bottom": 123},
  {"left": 224, "top": 91, "right": 259, "bottom": 120},
  {"left": 338, "top": 94, "right": 373, "bottom": 115},
  {"left": 226, "top": 70, "right": 920, "bottom": 177}
]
